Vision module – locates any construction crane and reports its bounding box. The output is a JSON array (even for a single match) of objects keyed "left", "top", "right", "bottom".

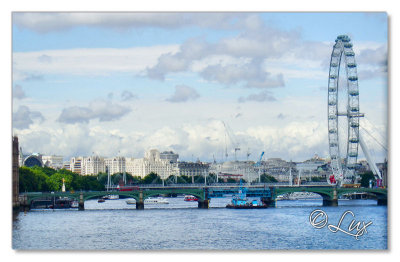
[
  {"left": 246, "top": 148, "right": 251, "bottom": 161},
  {"left": 222, "top": 121, "right": 241, "bottom": 161},
  {"left": 255, "top": 151, "right": 265, "bottom": 182}
]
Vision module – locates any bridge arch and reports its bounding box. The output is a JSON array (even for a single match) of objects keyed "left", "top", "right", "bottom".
[
  {"left": 143, "top": 190, "right": 204, "bottom": 201},
  {"left": 82, "top": 191, "right": 140, "bottom": 201},
  {"left": 274, "top": 187, "right": 334, "bottom": 200},
  {"left": 337, "top": 188, "right": 387, "bottom": 199}
]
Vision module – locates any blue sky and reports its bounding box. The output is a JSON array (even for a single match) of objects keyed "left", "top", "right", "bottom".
[{"left": 12, "top": 12, "right": 388, "bottom": 163}]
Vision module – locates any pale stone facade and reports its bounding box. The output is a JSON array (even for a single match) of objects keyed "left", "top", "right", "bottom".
[
  {"left": 82, "top": 156, "right": 106, "bottom": 176},
  {"left": 42, "top": 155, "right": 64, "bottom": 169},
  {"left": 104, "top": 157, "right": 126, "bottom": 175},
  {"left": 125, "top": 149, "right": 178, "bottom": 179}
]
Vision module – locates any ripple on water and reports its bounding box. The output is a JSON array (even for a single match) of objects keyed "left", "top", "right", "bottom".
[{"left": 12, "top": 198, "right": 387, "bottom": 250}]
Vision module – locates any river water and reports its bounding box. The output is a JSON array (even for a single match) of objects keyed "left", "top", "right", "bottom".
[{"left": 12, "top": 197, "right": 387, "bottom": 250}]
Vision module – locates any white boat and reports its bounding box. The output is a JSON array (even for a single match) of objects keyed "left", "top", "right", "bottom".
[
  {"left": 126, "top": 199, "right": 136, "bottom": 204},
  {"left": 105, "top": 195, "right": 119, "bottom": 200},
  {"left": 125, "top": 197, "right": 169, "bottom": 205},
  {"left": 145, "top": 197, "right": 169, "bottom": 204},
  {"left": 71, "top": 200, "right": 79, "bottom": 208}
]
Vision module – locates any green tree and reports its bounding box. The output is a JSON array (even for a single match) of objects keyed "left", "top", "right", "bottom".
[
  {"left": 129, "top": 175, "right": 142, "bottom": 184},
  {"left": 34, "top": 166, "right": 57, "bottom": 177},
  {"left": 111, "top": 172, "right": 134, "bottom": 185},
  {"left": 207, "top": 173, "right": 217, "bottom": 183},
  {"left": 176, "top": 175, "right": 190, "bottom": 184},
  {"left": 360, "top": 171, "right": 375, "bottom": 188},
  {"left": 311, "top": 176, "right": 325, "bottom": 182},
  {"left": 46, "top": 172, "right": 73, "bottom": 191},
  {"left": 19, "top": 167, "right": 38, "bottom": 192},
  {"left": 179, "top": 175, "right": 192, "bottom": 183},
  {"left": 97, "top": 172, "right": 108, "bottom": 186},
  {"left": 193, "top": 175, "right": 205, "bottom": 183},
  {"left": 73, "top": 175, "right": 104, "bottom": 191},
  {"left": 260, "top": 173, "right": 278, "bottom": 183},
  {"left": 226, "top": 178, "right": 237, "bottom": 183},
  {"left": 142, "top": 172, "right": 162, "bottom": 184}
]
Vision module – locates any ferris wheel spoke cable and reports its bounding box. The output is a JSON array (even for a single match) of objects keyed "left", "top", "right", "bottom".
[
  {"left": 362, "top": 116, "right": 387, "bottom": 144},
  {"left": 360, "top": 127, "right": 388, "bottom": 151}
]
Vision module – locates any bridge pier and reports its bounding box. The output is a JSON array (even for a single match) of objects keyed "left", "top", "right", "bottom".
[
  {"left": 78, "top": 193, "right": 84, "bottom": 211},
  {"left": 322, "top": 187, "right": 338, "bottom": 207},
  {"left": 136, "top": 191, "right": 144, "bottom": 210},
  {"left": 136, "top": 201, "right": 144, "bottom": 210},
  {"left": 198, "top": 200, "right": 209, "bottom": 209},
  {"left": 20, "top": 194, "right": 30, "bottom": 212},
  {"left": 322, "top": 199, "right": 338, "bottom": 206},
  {"left": 377, "top": 198, "right": 387, "bottom": 206}
]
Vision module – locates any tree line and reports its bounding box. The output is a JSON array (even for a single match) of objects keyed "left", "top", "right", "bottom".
[
  {"left": 19, "top": 166, "right": 280, "bottom": 192},
  {"left": 19, "top": 166, "right": 105, "bottom": 192}
]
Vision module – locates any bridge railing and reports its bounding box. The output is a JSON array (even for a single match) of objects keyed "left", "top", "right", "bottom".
[{"left": 104, "top": 181, "right": 330, "bottom": 190}]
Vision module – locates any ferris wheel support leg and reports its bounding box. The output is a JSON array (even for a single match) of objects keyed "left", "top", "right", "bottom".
[{"left": 359, "top": 134, "right": 382, "bottom": 180}]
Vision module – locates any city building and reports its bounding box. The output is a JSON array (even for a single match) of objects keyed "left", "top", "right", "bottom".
[
  {"left": 62, "top": 161, "right": 71, "bottom": 170},
  {"left": 125, "top": 149, "right": 178, "bottom": 179},
  {"left": 104, "top": 156, "right": 125, "bottom": 175},
  {"left": 23, "top": 153, "right": 43, "bottom": 167},
  {"left": 295, "top": 155, "right": 329, "bottom": 181},
  {"left": 210, "top": 161, "right": 258, "bottom": 182},
  {"left": 262, "top": 158, "right": 294, "bottom": 176},
  {"left": 82, "top": 156, "right": 105, "bottom": 176},
  {"left": 70, "top": 157, "right": 83, "bottom": 175},
  {"left": 42, "top": 155, "right": 64, "bottom": 169},
  {"left": 160, "top": 151, "right": 179, "bottom": 163},
  {"left": 178, "top": 161, "right": 209, "bottom": 177}
]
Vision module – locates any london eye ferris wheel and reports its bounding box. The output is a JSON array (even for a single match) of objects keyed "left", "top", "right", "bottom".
[{"left": 327, "top": 35, "right": 363, "bottom": 185}]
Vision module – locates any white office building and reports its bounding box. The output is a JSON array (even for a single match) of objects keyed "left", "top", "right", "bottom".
[
  {"left": 160, "top": 151, "right": 179, "bottom": 163},
  {"left": 125, "top": 149, "right": 178, "bottom": 179},
  {"left": 210, "top": 161, "right": 259, "bottom": 182},
  {"left": 104, "top": 157, "right": 126, "bottom": 175},
  {"left": 82, "top": 156, "right": 105, "bottom": 176}
]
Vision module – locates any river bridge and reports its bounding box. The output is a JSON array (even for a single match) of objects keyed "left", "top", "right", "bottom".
[{"left": 20, "top": 183, "right": 387, "bottom": 210}]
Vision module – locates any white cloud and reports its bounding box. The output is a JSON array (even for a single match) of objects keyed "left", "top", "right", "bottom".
[
  {"left": 246, "top": 121, "right": 328, "bottom": 160},
  {"left": 13, "top": 85, "right": 26, "bottom": 99},
  {"left": 238, "top": 91, "right": 277, "bottom": 103},
  {"left": 13, "top": 45, "right": 179, "bottom": 79},
  {"left": 14, "top": 116, "right": 330, "bottom": 162},
  {"left": 166, "top": 85, "right": 200, "bottom": 103},
  {"left": 121, "top": 90, "right": 137, "bottom": 101},
  {"left": 13, "top": 105, "right": 45, "bottom": 129},
  {"left": 13, "top": 13, "right": 249, "bottom": 33},
  {"left": 200, "top": 59, "right": 285, "bottom": 88},
  {"left": 13, "top": 13, "right": 185, "bottom": 33},
  {"left": 57, "top": 99, "right": 131, "bottom": 124}
]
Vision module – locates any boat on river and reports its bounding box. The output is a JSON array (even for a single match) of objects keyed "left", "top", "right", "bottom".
[
  {"left": 184, "top": 195, "right": 198, "bottom": 201},
  {"left": 126, "top": 197, "right": 169, "bottom": 205},
  {"left": 226, "top": 181, "right": 267, "bottom": 209},
  {"left": 49, "top": 197, "right": 77, "bottom": 209},
  {"left": 145, "top": 197, "right": 169, "bottom": 204},
  {"left": 103, "top": 194, "right": 119, "bottom": 200}
]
